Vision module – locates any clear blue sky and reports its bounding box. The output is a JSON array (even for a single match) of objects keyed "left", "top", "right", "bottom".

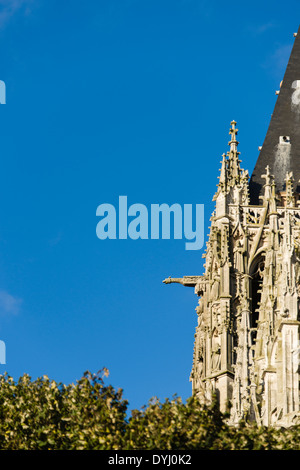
[{"left": 0, "top": 0, "right": 298, "bottom": 411}]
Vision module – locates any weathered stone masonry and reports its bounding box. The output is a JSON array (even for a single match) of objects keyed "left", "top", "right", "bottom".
[{"left": 164, "top": 28, "right": 300, "bottom": 428}]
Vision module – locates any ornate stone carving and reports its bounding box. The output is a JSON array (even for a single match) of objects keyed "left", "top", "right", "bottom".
[{"left": 164, "top": 120, "right": 300, "bottom": 428}]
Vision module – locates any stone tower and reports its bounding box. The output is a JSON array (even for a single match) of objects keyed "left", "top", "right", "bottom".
[{"left": 164, "top": 28, "right": 300, "bottom": 428}]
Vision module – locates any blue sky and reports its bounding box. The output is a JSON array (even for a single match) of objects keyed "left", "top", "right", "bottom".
[{"left": 0, "top": 0, "right": 299, "bottom": 412}]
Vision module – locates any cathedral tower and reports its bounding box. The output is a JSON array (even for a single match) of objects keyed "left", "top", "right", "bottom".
[{"left": 164, "top": 28, "right": 300, "bottom": 427}]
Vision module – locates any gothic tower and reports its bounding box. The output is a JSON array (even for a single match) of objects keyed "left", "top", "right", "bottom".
[{"left": 164, "top": 28, "right": 300, "bottom": 428}]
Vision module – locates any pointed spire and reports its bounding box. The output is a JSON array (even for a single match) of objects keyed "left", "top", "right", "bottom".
[
  {"left": 214, "top": 152, "right": 228, "bottom": 203},
  {"left": 227, "top": 120, "right": 241, "bottom": 184},
  {"left": 214, "top": 120, "right": 248, "bottom": 206},
  {"left": 250, "top": 26, "right": 300, "bottom": 204},
  {"left": 218, "top": 153, "right": 227, "bottom": 191}
]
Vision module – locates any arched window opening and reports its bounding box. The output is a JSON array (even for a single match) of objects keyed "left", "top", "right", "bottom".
[{"left": 250, "top": 257, "right": 264, "bottom": 342}]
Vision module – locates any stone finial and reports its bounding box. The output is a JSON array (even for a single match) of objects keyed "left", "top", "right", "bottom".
[
  {"left": 217, "top": 153, "right": 228, "bottom": 193},
  {"left": 262, "top": 165, "right": 272, "bottom": 187},
  {"left": 229, "top": 120, "right": 238, "bottom": 141},
  {"left": 285, "top": 171, "right": 295, "bottom": 207},
  {"left": 261, "top": 165, "right": 275, "bottom": 203}
]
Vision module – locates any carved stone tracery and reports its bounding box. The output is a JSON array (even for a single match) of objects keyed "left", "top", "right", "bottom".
[{"left": 164, "top": 121, "right": 300, "bottom": 427}]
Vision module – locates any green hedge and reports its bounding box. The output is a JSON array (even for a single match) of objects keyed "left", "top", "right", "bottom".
[{"left": 0, "top": 369, "right": 298, "bottom": 450}]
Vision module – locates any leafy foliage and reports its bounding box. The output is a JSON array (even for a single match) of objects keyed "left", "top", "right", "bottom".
[
  {"left": 0, "top": 369, "right": 298, "bottom": 450},
  {"left": 0, "top": 369, "right": 127, "bottom": 450}
]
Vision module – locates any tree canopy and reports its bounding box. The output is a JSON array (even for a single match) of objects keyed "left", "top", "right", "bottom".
[{"left": 0, "top": 369, "right": 298, "bottom": 450}]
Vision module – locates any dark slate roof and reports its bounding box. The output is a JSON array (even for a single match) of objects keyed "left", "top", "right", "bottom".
[{"left": 249, "top": 26, "right": 300, "bottom": 204}]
